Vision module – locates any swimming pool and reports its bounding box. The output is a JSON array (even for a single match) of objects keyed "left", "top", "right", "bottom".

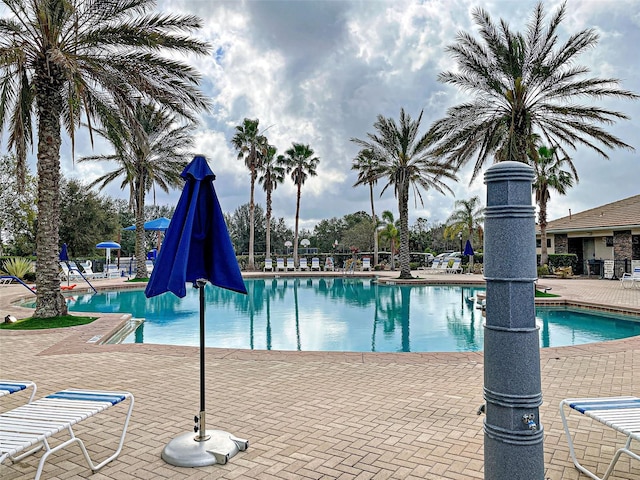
[{"left": 58, "top": 278, "right": 640, "bottom": 353}]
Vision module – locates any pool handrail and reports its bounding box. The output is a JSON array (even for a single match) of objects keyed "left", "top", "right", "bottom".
[{"left": 0, "top": 276, "right": 36, "bottom": 295}]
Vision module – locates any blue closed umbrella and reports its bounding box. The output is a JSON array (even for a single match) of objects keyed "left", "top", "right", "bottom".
[
  {"left": 463, "top": 239, "right": 474, "bottom": 256},
  {"left": 59, "top": 243, "right": 69, "bottom": 262},
  {"left": 145, "top": 155, "right": 248, "bottom": 467}
]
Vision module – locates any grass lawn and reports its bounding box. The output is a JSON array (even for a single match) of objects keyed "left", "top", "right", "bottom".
[{"left": 0, "top": 315, "right": 98, "bottom": 330}]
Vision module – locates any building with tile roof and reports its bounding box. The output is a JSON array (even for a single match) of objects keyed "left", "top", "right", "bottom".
[{"left": 536, "top": 195, "right": 640, "bottom": 277}]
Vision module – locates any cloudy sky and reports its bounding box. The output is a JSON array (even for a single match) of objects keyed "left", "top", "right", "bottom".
[{"left": 59, "top": 0, "right": 640, "bottom": 231}]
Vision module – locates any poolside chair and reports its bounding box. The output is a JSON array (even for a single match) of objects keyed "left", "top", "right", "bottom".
[
  {"left": 145, "top": 260, "right": 154, "bottom": 275},
  {"left": 0, "top": 380, "right": 36, "bottom": 404},
  {"left": 421, "top": 258, "right": 441, "bottom": 274},
  {"left": 0, "top": 277, "right": 13, "bottom": 285},
  {"left": 560, "top": 396, "right": 640, "bottom": 480},
  {"left": 325, "top": 257, "right": 335, "bottom": 271},
  {"left": 286, "top": 258, "right": 295, "bottom": 271},
  {"left": 264, "top": 258, "right": 274, "bottom": 272},
  {"left": 104, "top": 264, "right": 121, "bottom": 279},
  {"left": 361, "top": 258, "right": 371, "bottom": 271},
  {"left": 620, "top": 266, "right": 640, "bottom": 289},
  {"left": 299, "top": 258, "right": 309, "bottom": 271},
  {"left": 446, "top": 258, "right": 462, "bottom": 274},
  {"left": 0, "top": 388, "right": 134, "bottom": 480},
  {"left": 59, "top": 262, "right": 83, "bottom": 281},
  {"left": 311, "top": 257, "right": 321, "bottom": 271},
  {"left": 80, "top": 261, "right": 101, "bottom": 279},
  {"left": 276, "top": 258, "right": 285, "bottom": 272}
]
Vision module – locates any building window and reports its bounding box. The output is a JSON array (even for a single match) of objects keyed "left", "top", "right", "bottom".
[
  {"left": 536, "top": 239, "right": 552, "bottom": 248},
  {"left": 605, "top": 236, "right": 614, "bottom": 247}
]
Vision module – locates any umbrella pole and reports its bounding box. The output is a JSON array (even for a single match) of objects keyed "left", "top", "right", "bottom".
[{"left": 196, "top": 279, "right": 210, "bottom": 442}]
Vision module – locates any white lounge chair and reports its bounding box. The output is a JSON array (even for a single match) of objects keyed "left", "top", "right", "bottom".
[
  {"left": 104, "top": 264, "right": 121, "bottom": 279},
  {"left": 446, "top": 258, "right": 462, "bottom": 274},
  {"left": 275, "top": 258, "right": 285, "bottom": 272},
  {"left": 620, "top": 266, "right": 640, "bottom": 289},
  {"left": 264, "top": 258, "right": 274, "bottom": 272},
  {"left": 59, "top": 262, "right": 83, "bottom": 281},
  {"left": 421, "top": 258, "right": 441, "bottom": 273},
  {"left": 298, "top": 258, "right": 309, "bottom": 271},
  {"left": 0, "top": 380, "right": 36, "bottom": 404},
  {"left": 361, "top": 258, "right": 371, "bottom": 271},
  {"left": 311, "top": 258, "right": 321, "bottom": 271},
  {"left": 325, "top": 257, "right": 335, "bottom": 271},
  {"left": 560, "top": 396, "right": 640, "bottom": 480},
  {"left": 286, "top": 258, "right": 295, "bottom": 271},
  {"left": 145, "top": 260, "right": 154, "bottom": 275},
  {"left": 0, "top": 388, "right": 134, "bottom": 480}
]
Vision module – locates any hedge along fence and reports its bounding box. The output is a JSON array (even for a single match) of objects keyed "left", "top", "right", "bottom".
[{"left": 537, "top": 253, "right": 578, "bottom": 272}]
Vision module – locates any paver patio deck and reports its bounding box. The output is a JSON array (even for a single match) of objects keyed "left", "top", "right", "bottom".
[{"left": 0, "top": 272, "right": 638, "bottom": 479}]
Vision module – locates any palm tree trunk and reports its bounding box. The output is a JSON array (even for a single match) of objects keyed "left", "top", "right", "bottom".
[
  {"left": 369, "top": 183, "right": 378, "bottom": 266},
  {"left": 248, "top": 166, "right": 256, "bottom": 270},
  {"left": 539, "top": 198, "right": 549, "bottom": 266},
  {"left": 135, "top": 181, "right": 147, "bottom": 278},
  {"left": 398, "top": 184, "right": 411, "bottom": 279},
  {"left": 293, "top": 183, "right": 301, "bottom": 265},
  {"left": 33, "top": 64, "right": 67, "bottom": 318},
  {"left": 265, "top": 188, "right": 272, "bottom": 260}
]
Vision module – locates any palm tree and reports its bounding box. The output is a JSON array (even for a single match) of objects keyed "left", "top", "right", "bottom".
[
  {"left": 282, "top": 143, "right": 320, "bottom": 266},
  {"left": 531, "top": 145, "right": 576, "bottom": 266},
  {"left": 378, "top": 210, "right": 399, "bottom": 270},
  {"left": 444, "top": 196, "right": 485, "bottom": 249},
  {"left": 232, "top": 118, "right": 268, "bottom": 270},
  {"left": 0, "top": 0, "right": 210, "bottom": 317},
  {"left": 352, "top": 149, "right": 380, "bottom": 267},
  {"left": 257, "top": 146, "right": 286, "bottom": 260},
  {"left": 79, "top": 101, "right": 194, "bottom": 279},
  {"left": 352, "top": 108, "right": 458, "bottom": 279},
  {"left": 427, "top": 2, "right": 638, "bottom": 181}
]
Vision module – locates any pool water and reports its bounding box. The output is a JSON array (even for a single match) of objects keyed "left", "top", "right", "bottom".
[{"left": 58, "top": 278, "right": 640, "bottom": 353}]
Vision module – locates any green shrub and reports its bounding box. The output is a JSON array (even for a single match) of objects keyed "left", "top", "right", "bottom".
[
  {"left": 2, "top": 257, "right": 33, "bottom": 279},
  {"left": 537, "top": 265, "right": 550, "bottom": 277}
]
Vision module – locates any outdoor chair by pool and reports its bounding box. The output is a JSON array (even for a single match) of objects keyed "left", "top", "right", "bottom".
[
  {"left": 276, "top": 258, "right": 285, "bottom": 271},
  {"left": 311, "top": 257, "right": 321, "bottom": 271},
  {"left": 446, "top": 258, "right": 462, "bottom": 274},
  {"left": 0, "top": 380, "right": 36, "bottom": 404},
  {"left": 361, "top": 258, "right": 371, "bottom": 271},
  {"left": 620, "top": 266, "right": 640, "bottom": 288},
  {"left": 263, "top": 258, "right": 273, "bottom": 272},
  {"left": 59, "top": 262, "right": 83, "bottom": 281},
  {"left": 325, "top": 257, "right": 335, "bottom": 271},
  {"left": 422, "top": 258, "right": 441, "bottom": 273},
  {"left": 0, "top": 388, "right": 134, "bottom": 480},
  {"left": 104, "top": 264, "right": 121, "bottom": 279},
  {"left": 560, "top": 396, "right": 640, "bottom": 480},
  {"left": 299, "top": 258, "right": 309, "bottom": 271},
  {"left": 286, "top": 258, "right": 295, "bottom": 271}
]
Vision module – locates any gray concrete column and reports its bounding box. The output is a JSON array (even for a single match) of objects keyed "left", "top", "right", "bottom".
[{"left": 483, "top": 161, "right": 544, "bottom": 480}]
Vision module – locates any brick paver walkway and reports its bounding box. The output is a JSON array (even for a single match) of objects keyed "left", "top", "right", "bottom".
[{"left": 0, "top": 273, "right": 638, "bottom": 479}]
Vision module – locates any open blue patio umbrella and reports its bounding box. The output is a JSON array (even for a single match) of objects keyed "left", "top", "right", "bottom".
[
  {"left": 124, "top": 217, "right": 171, "bottom": 250},
  {"left": 145, "top": 155, "right": 248, "bottom": 467}
]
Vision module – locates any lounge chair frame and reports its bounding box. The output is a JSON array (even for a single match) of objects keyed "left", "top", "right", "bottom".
[
  {"left": 0, "top": 381, "right": 37, "bottom": 404},
  {"left": 560, "top": 396, "right": 640, "bottom": 480},
  {"left": 0, "top": 389, "right": 134, "bottom": 480}
]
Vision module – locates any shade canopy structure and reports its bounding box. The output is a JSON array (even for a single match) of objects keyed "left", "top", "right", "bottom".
[
  {"left": 96, "top": 241, "right": 121, "bottom": 265},
  {"left": 124, "top": 217, "right": 171, "bottom": 251},
  {"left": 145, "top": 155, "right": 248, "bottom": 467},
  {"left": 123, "top": 216, "right": 171, "bottom": 231}
]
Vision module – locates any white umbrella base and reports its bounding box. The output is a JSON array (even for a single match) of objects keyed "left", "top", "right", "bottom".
[{"left": 161, "top": 429, "right": 248, "bottom": 467}]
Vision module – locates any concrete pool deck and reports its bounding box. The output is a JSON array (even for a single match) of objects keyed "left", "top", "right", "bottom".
[{"left": 0, "top": 272, "right": 638, "bottom": 479}]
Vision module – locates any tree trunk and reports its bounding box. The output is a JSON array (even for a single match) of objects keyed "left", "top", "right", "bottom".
[
  {"left": 135, "top": 179, "right": 148, "bottom": 279},
  {"left": 293, "top": 183, "right": 301, "bottom": 266},
  {"left": 370, "top": 183, "right": 378, "bottom": 266},
  {"left": 34, "top": 61, "right": 67, "bottom": 318},
  {"left": 248, "top": 166, "right": 256, "bottom": 270},
  {"left": 265, "top": 187, "right": 272, "bottom": 260},
  {"left": 398, "top": 183, "right": 411, "bottom": 279},
  {"left": 539, "top": 196, "right": 549, "bottom": 266}
]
